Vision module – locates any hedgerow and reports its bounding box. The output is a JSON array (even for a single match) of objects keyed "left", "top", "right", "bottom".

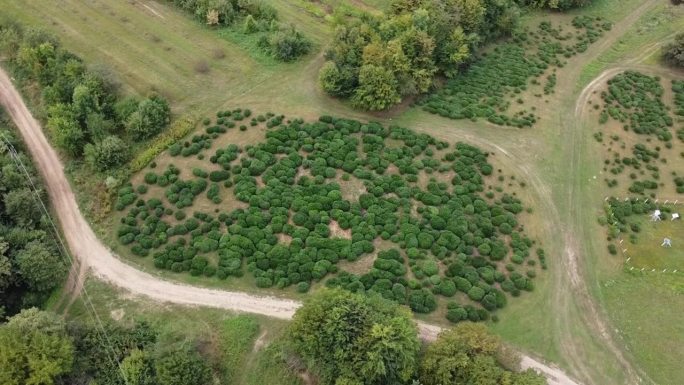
[{"left": 117, "top": 109, "right": 543, "bottom": 322}]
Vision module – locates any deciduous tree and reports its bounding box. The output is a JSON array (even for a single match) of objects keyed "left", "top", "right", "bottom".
[
  {"left": 0, "top": 308, "right": 74, "bottom": 385},
  {"left": 288, "top": 289, "right": 419, "bottom": 385},
  {"left": 15, "top": 241, "right": 66, "bottom": 293}
]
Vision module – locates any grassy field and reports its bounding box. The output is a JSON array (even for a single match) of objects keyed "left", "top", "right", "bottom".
[
  {"left": 3, "top": 0, "right": 684, "bottom": 384},
  {"left": 626, "top": 216, "right": 684, "bottom": 271},
  {"left": 579, "top": 2, "right": 684, "bottom": 86}
]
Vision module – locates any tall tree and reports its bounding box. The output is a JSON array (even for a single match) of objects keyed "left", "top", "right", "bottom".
[
  {"left": 351, "top": 65, "right": 402, "bottom": 111},
  {"left": 288, "top": 289, "right": 419, "bottom": 385},
  {"left": 420, "top": 323, "right": 546, "bottom": 385},
  {"left": 121, "top": 349, "right": 157, "bottom": 385},
  {"left": 0, "top": 308, "right": 74, "bottom": 385},
  {"left": 663, "top": 33, "right": 684, "bottom": 67},
  {"left": 3, "top": 187, "right": 42, "bottom": 227},
  {"left": 15, "top": 240, "right": 66, "bottom": 293},
  {"left": 126, "top": 96, "right": 170, "bottom": 140},
  {"left": 154, "top": 346, "right": 211, "bottom": 385}
]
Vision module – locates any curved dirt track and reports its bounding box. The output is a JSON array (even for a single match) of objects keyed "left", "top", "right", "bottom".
[{"left": 0, "top": 67, "right": 581, "bottom": 385}]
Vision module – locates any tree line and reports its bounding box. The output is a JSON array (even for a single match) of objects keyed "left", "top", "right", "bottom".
[
  {"left": 0, "top": 122, "right": 65, "bottom": 320},
  {"left": 0, "top": 290, "right": 548, "bottom": 385},
  {"left": 319, "top": 0, "right": 595, "bottom": 110},
  {"left": 0, "top": 20, "right": 171, "bottom": 172},
  {"left": 289, "top": 289, "right": 546, "bottom": 385}
]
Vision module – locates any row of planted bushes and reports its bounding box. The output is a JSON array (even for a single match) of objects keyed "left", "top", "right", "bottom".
[{"left": 421, "top": 17, "right": 611, "bottom": 127}]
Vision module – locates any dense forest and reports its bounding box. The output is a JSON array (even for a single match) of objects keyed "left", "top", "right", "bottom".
[
  {"left": 0, "top": 117, "right": 66, "bottom": 319},
  {"left": 319, "top": 0, "right": 595, "bottom": 110}
]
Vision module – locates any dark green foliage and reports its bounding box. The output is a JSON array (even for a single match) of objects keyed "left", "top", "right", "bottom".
[
  {"left": 258, "top": 26, "right": 312, "bottom": 62},
  {"left": 595, "top": 71, "right": 680, "bottom": 191},
  {"left": 84, "top": 135, "right": 129, "bottom": 171},
  {"left": 673, "top": 80, "right": 684, "bottom": 118},
  {"left": 320, "top": 0, "right": 524, "bottom": 110},
  {"left": 515, "top": 0, "right": 593, "bottom": 9},
  {"left": 126, "top": 96, "right": 171, "bottom": 140},
  {"left": 0, "top": 127, "right": 66, "bottom": 316},
  {"left": 423, "top": 17, "right": 610, "bottom": 126},
  {"left": 600, "top": 71, "right": 673, "bottom": 141},
  {"left": 119, "top": 109, "right": 541, "bottom": 322},
  {"left": 288, "top": 289, "right": 419, "bottom": 385},
  {"left": 420, "top": 322, "right": 546, "bottom": 384},
  {"left": 52, "top": 314, "right": 214, "bottom": 385},
  {"left": 155, "top": 347, "right": 212, "bottom": 385},
  {"left": 662, "top": 32, "right": 684, "bottom": 68},
  {"left": 0, "top": 309, "right": 74, "bottom": 385}
]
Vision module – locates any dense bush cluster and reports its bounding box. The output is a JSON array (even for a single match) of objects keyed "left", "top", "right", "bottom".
[
  {"left": 516, "top": 0, "right": 593, "bottom": 9},
  {"left": 0, "top": 22, "right": 170, "bottom": 171},
  {"left": 116, "top": 108, "right": 544, "bottom": 322},
  {"left": 422, "top": 16, "right": 610, "bottom": 127},
  {"left": 662, "top": 32, "right": 684, "bottom": 68},
  {"left": 674, "top": 80, "right": 684, "bottom": 119},
  {"left": 164, "top": 0, "right": 311, "bottom": 62},
  {"left": 600, "top": 71, "right": 673, "bottom": 141},
  {"left": 320, "top": 0, "right": 522, "bottom": 110},
  {"left": 0, "top": 125, "right": 66, "bottom": 318},
  {"left": 595, "top": 71, "right": 682, "bottom": 193},
  {"left": 674, "top": 80, "right": 684, "bottom": 146}
]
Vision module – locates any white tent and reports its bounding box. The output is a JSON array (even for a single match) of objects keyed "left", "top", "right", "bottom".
[
  {"left": 672, "top": 213, "right": 680, "bottom": 221},
  {"left": 661, "top": 238, "right": 672, "bottom": 247},
  {"left": 651, "top": 210, "right": 662, "bottom": 221}
]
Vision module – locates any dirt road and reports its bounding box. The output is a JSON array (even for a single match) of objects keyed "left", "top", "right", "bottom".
[{"left": 0, "top": 67, "right": 582, "bottom": 385}]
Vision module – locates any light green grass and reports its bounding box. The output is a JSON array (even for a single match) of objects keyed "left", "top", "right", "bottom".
[
  {"left": 573, "top": 4, "right": 684, "bottom": 383},
  {"left": 627, "top": 218, "right": 684, "bottom": 270},
  {"left": 217, "top": 316, "right": 260, "bottom": 383},
  {"left": 601, "top": 272, "right": 684, "bottom": 385},
  {"left": 0, "top": 0, "right": 330, "bottom": 117},
  {"left": 580, "top": 3, "right": 684, "bottom": 86},
  {"left": 245, "top": 343, "right": 303, "bottom": 385}
]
